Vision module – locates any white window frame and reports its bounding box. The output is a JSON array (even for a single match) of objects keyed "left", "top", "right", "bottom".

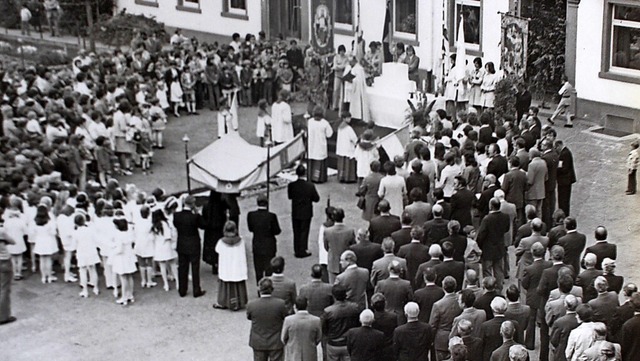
[
  {"left": 454, "top": 0, "right": 482, "bottom": 53},
  {"left": 334, "top": 0, "right": 355, "bottom": 33},
  {"left": 393, "top": 0, "right": 418, "bottom": 42},
  {"left": 226, "top": 0, "right": 248, "bottom": 16},
  {"left": 182, "top": 0, "right": 200, "bottom": 9},
  {"left": 609, "top": 13, "right": 640, "bottom": 77}
]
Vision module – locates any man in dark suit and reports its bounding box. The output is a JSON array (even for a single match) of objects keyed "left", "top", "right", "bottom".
[
  {"left": 620, "top": 293, "right": 640, "bottom": 361},
  {"left": 422, "top": 204, "right": 450, "bottom": 245},
  {"left": 458, "top": 319, "right": 484, "bottom": 361},
  {"left": 374, "top": 261, "right": 413, "bottom": 324},
  {"left": 555, "top": 140, "right": 576, "bottom": 216},
  {"left": 335, "top": 250, "right": 370, "bottom": 310},
  {"left": 450, "top": 176, "right": 475, "bottom": 228},
  {"left": 246, "top": 278, "right": 289, "bottom": 361},
  {"left": 391, "top": 212, "right": 412, "bottom": 253},
  {"left": 477, "top": 198, "right": 511, "bottom": 291},
  {"left": 247, "top": 195, "right": 282, "bottom": 283},
  {"left": 397, "top": 226, "right": 430, "bottom": 290},
  {"left": 521, "top": 242, "right": 552, "bottom": 350},
  {"left": 345, "top": 309, "right": 385, "bottom": 361},
  {"left": 414, "top": 244, "right": 442, "bottom": 289},
  {"left": 371, "top": 238, "right": 407, "bottom": 287},
  {"left": 440, "top": 220, "right": 467, "bottom": 262},
  {"left": 582, "top": 226, "right": 617, "bottom": 271},
  {"left": 430, "top": 276, "right": 463, "bottom": 361},
  {"left": 322, "top": 284, "right": 361, "bottom": 360},
  {"left": 556, "top": 217, "right": 586, "bottom": 273},
  {"left": 504, "top": 285, "right": 530, "bottom": 344},
  {"left": 575, "top": 253, "right": 602, "bottom": 303},
  {"left": 298, "top": 264, "right": 334, "bottom": 317},
  {"left": 527, "top": 107, "right": 542, "bottom": 141},
  {"left": 541, "top": 140, "right": 559, "bottom": 227},
  {"left": 413, "top": 267, "right": 445, "bottom": 323},
  {"left": 429, "top": 188, "right": 452, "bottom": 220},
  {"left": 487, "top": 144, "right": 509, "bottom": 182},
  {"left": 393, "top": 302, "right": 434, "bottom": 361},
  {"left": 369, "top": 200, "right": 402, "bottom": 244},
  {"left": 513, "top": 138, "right": 531, "bottom": 170},
  {"left": 549, "top": 295, "right": 580, "bottom": 361},
  {"left": 477, "top": 175, "right": 500, "bottom": 219},
  {"left": 547, "top": 210, "right": 567, "bottom": 250},
  {"left": 324, "top": 208, "right": 356, "bottom": 283},
  {"left": 433, "top": 241, "right": 465, "bottom": 291},
  {"left": 502, "top": 157, "right": 528, "bottom": 227},
  {"left": 609, "top": 284, "right": 638, "bottom": 342},
  {"left": 479, "top": 119, "right": 494, "bottom": 146},
  {"left": 349, "top": 228, "right": 383, "bottom": 272},
  {"left": 405, "top": 160, "right": 430, "bottom": 202},
  {"left": 173, "top": 195, "right": 206, "bottom": 298},
  {"left": 588, "top": 276, "right": 620, "bottom": 326},
  {"left": 489, "top": 321, "right": 520, "bottom": 361},
  {"left": 474, "top": 276, "right": 505, "bottom": 320},
  {"left": 479, "top": 298, "right": 521, "bottom": 361},
  {"left": 519, "top": 121, "right": 536, "bottom": 152},
  {"left": 371, "top": 293, "right": 399, "bottom": 360},
  {"left": 288, "top": 164, "right": 320, "bottom": 258},
  {"left": 269, "top": 256, "right": 297, "bottom": 315}
]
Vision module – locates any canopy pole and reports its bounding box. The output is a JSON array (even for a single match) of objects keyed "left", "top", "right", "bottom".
[{"left": 266, "top": 142, "right": 271, "bottom": 211}]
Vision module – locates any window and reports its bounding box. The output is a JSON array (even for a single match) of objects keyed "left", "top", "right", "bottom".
[
  {"left": 394, "top": 0, "right": 416, "bottom": 36},
  {"left": 135, "top": 0, "right": 158, "bottom": 8},
  {"left": 176, "top": 0, "right": 201, "bottom": 13},
  {"left": 335, "top": 0, "right": 353, "bottom": 25},
  {"left": 222, "top": 0, "right": 248, "bottom": 19},
  {"left": 449, "top": 0, "right": 482, "bottom": 54},
  {"left": 601, "top": 1, "right": 640, "bottom": 83}
]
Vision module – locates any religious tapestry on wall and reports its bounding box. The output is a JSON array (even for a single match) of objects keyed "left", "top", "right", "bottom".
[
  {"left": 501, "top": 14, "right": 529, "bottom": 78},
  {"left": 311, "top": 0, "right": 334, "bottom": 55}
]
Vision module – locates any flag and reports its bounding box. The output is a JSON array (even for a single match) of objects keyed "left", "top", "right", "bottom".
[
  {"left": 354, "top": 0, "right": 365, "bottom": 61},
  {"left": 382, "top": 1, "right": 392, "bottom": 62},
  {"left": 455, "top": 14, "right": 466, "bottom": 82}
]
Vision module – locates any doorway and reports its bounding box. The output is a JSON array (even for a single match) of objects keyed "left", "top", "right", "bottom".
[{"left": 268, "top": 0, "right": 302, "bottom": 39}]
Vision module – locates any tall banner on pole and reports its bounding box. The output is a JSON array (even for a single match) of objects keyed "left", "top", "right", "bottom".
[
  {"left": 500, "top": 14, "right": 529, "bottom": 78},
  {"left": 311, "top": 0, "right": 334, "bottom": 55}
]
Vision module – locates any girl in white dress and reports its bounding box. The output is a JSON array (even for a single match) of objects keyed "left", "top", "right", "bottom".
[
  {"left": 134, "top": 206, "right": 156, "bottom": 288},
  {"left": 93, "top": 203, "right": 118, "bottom": 293},
  {"left": 163, "top": 197, "right": 180, "bottom": 287},
  {"left": 24, "top": 197, "right": 38, "bottom": 272},
  {"left": 111, "top": 211, "right": 137, "bottom": 305},
  {"left": 56, "top": 205, "right": 77, "bottom": 282},
  {"left": 30, "top": 205, "right": 58, "bottom": 283},
  {"left": 481, "top": 62, "right": 499, "bottom": 110},
  {"left": 151, "top": 209, "right": 177, "bottom": 291},
  {"left": 2, "top": 197, "right": 28, "bottom": 280},
  {"left": 74, "top": 214, "right": 100, "bottom": 298},
  {"left": 255, "top": 99, "right": 272, "bottom": 146},
  {"left": 170, "top": 75, "right": 184, "bottom": 117}
]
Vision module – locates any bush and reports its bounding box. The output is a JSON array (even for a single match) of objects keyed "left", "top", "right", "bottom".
[
  {"left": 494, "top": 75, "right": 517, "bottom": 122},
  {"left": 0, "top": 0, "right": 20, "bottom": 29},
  {"left": 37, "top": 49, "right": 72, "bottom": 66},
  {"left": 95, "top": 13, "right": 165, "bottom": 48}
]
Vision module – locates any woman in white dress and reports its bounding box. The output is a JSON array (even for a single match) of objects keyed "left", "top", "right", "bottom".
[
  {"left": 255, "top": 99, "right": 272, "bottom": 147},
  {"left": 110, "top": 211, "right": 137, "bottom": 305},
  {"left": 56, "top": 205, "right": 77, "bottom": 282},
  {"left": 469, "top": 57, "right": 485, "bottom": 111},
  {"left": 93, "top": 202, "right": 118, "bottom": 292},
  {"left": 307, "top": 106, "right": 334, "bottom": 183},
  {"left": 133, "top": 206, "right": 156, "bottom": 289},
  {"left": 336, "top": 111, "right": 358, "bottom": 183},
  {"left": 481, "top": 62, "right": 499, "bottom": 110},
  {"left": 270, "top": 89, "right": 293, "bottom": 145},
  {"left": 2, "top": 197, "right": 27, "bottom": 280},
  {"left": 151, "top": 209, "right": 177, "bottom": 292},
  {"left": 73, "top": 214, "right": 100, "bottom": 298},
  {"left": 212, "top": 221, "right": 248, "bottom": 311},
  {"left": 378, "top": 161, "right": 407, "bottom": 217},
  {"left": 30, "top": 204, "right": 58, "bottom": 283}
]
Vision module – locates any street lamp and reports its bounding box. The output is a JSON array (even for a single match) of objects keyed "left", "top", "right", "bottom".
[{"left": 182, "top": 134, "right": 191, "bottom": 193}]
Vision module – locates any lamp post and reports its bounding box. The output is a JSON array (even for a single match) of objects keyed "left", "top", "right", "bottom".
[
  {"left": 265, "top": 139, "right": 272, "bottom": 211},
  {"left": 182, "top": 134, "right": 191, "bottom": 193}
]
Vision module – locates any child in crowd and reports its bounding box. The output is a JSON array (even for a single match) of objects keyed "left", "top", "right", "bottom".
[
  {"left": 240, "top": 60, "right": 253, "bottom": 106},
  {"left": 255, "top": 99, "right": 271, "bottom": 147},
  {"left": 2, "top": 197, "right": 28, "bottom": 280},
  {"left": 463, "top": 225, "right": 482, "bottom": 276},
  {"left": 148, "top": 98, "right": 167, "bottom": 149},
  {"left": 180, "top": 67, "right": 197, "bottom": 115},
  {"left": 73, "top": 214, "right": 100, "bottom": 297}
]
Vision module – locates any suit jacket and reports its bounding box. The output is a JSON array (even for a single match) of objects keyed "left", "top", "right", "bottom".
[
  {"left": 404, "top": 201, "right": 432, "bottom": 227},
  {"left": 287, "top": 178, "right": 320, "bottom": 220},
  {"left": 414, "top": 259, "right": 441, "bottom": 290},
  {"left": 371, "top": 254, "right": 407, "bottom": 286},
  {"left": 450, "top": 187, "right": 475, "bottom": 227},
  {"left": 505, "top": 302, "right": 530, "bottom": 342},
  {"left": 477, "top": 211, "right": 511, "bottom": 261},
  {"left": 515, "top": 148, "right": 531, "bottom": 171},
  {"left": 583, "top": 241, "right": 617, "bottom": 271},
  {"left": 173, "top": 209, "right": 205, "bottom": 255},
  {"left": 479, "top": 125, "right": 494, "bottom": 146},
  {"left": 502, "top": 169, "right": 528, "bottom": 209},
  {"left": 430, "top": 293, "right": 463, "bottom": 351},
  {"left": 422, "top": 218, "right": 450, "bottom": 245},
  {"left": 281, "top": 311, "right": 322, "bottom": 361},
  {"left": 346, "top": 326, "right": 386, "bottom": 361},
  {"left": 247, "top": 296, "right": 289, "bottom": 351},
  {"left": 487, "top": 155, "right": 509, "bottom": 181},
  {"left": 441, "top": 234, "right": 468, "bottom": 263},
  {"left": 575, "top": 268, "right": 603, "bottom": 303},
  {"left": 433, "top": 259, "right": 465, "bottom": 291},
  {"left": 515, "top": 234, "right": 549, "bottom": 278},
  {"left": 480, "top": 316, "right": 520, "bottom": 361},
  {"left": 247, "top": 208, "right": 281, "bottom": 257},
  {"left": 522, "top": 259, "right": 553, "bottom": 309},
  {"left": 270, "top": 274, "right": 297, "bottom": 315},
  {"left": 549, "top": 312, "right": 579, "bottom": 361},
  {"left": 397, "top": 242, "right": 431, "bottom": 290},
  {"left": 609, "top": 302, "right": 635, "bottom": 342},
  {"left": 621, "top": 314, "right": 640, "bottom": 361},
  {"left": 556, "top": 147, "right": 576, "bottom": 186},
  {"left": 394, "top": 321, "right": 434, "bottom": 361},
  {"left": 548, "top": 224, "right": 567, "bottom": 250},
  {"left": 324, "top": 223, "right": 356, "bottom": 274},
  {"left": 406, "top": 172, "right": 430, "bottom": 201},
  {"left": 462, "top": 335, "right": 484, "bottom": 361},
  {"left": 537, "top": 263, "right": 575, "bottom": 305},
  {"left": 557, "top": 231, "right": 586, "bottom": 273},
  {"left": 428, "top": 200, "right": 452, "bottom": 221},
  {"left": 588, "top": 291, "right": 620, "bottom": 325},
  {"left": 580, "top": 341, "right": 621, "bottom": 361},
  {"left": 478, "top": 185, "right": 500, "bottom": 218},
  {"left": 526, "top": 157, "right": 548, "bottom": 200},
  {"left": 499, "top": 200, "right": 517, "bottom": 246},
  {"left": 369, "top": 214, "right": 402, "bottom": 244},
  {"left": 604, "top": 273, "right": 624, "bottom": 294},
  {"left": 298, "top": 279, "right": 334, "bottom": 317},
  {"left": 451, "top": 307, "right": 487, "bottom": 338},
  {"left": 515, "top": 221, "right": 548, "bottom": 247},
  {"left": 335, "top": 266, "right": 370, "bottom": 309},
  {"left": 542, "top": 149, "right": 559, "bottom": 192},
  {"left": 520, "top": 131, "right": 536, "bottom": 152},
  {"left": 375, "top": 277, "right": 414, "bottom": 321},
  {"left": 414, "top": 284, "right": 445, "bottom": 323},
  {"left": 350, "top": 241, "right": 384, "bottom": 272},
  {"left": 391, "top": 226, "right": 412, "bottom": 253},
  {"left": 373, "top": 310, "right": 399, "bottom": 352},
  {"left": 474, "top": 291, "right": 505, "bottom": 320},
  {"left": 489, "top": 339, "right": 521, "bottom": 361}
]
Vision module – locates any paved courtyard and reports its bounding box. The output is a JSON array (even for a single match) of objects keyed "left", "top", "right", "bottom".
[{"left": 2, "top": 105, "right": 640, "bottom": 361}]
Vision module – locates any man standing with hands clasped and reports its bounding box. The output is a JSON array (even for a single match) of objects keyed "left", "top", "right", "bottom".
[
  {"left": 288, "top": 164, "right": 320, "bottom": 258},
  {"left": 173, "top": 195, "right": 206, "bottom": 298}
]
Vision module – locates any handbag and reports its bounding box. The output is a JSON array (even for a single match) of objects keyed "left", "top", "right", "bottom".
[{"left": 356, "top": 196, "right": 366, "bottom": 210}]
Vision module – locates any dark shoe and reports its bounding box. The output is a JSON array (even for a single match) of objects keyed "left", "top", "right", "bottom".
[
  {"left": 295, "top": 251, "right": 312, "bottom": 258},
  {"left": 213, "top": 303, "right": 227, "bottom": 309},
  {"left": 564, "top": 123, "right": 573, "bottom": 128},
  {"left": 194, "top": 290, "right": 206, "bottom": 298},
  {"left": 179, "top": 292, "right": 187, "bottom": 298},
  {"left": 192, "top": 112, "right": 200, "bottom": 116},
  {"left": 0, "top": 316, "right": 17, "bottom": 325},
  {"left": 547, "top": 118, "right": 555, "bottom": 125},
  {"left": 625, "top": 191, "right": 636, "bottom": 195}
]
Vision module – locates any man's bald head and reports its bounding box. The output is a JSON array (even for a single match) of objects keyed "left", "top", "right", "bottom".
[{"left": 595, "top": 226, "right": 608, "bottom": 241}]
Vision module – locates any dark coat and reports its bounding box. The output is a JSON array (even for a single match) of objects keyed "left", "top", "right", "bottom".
[
  {"left": 621, "top": 315, "right": 640, "bottom": 361},
  {"left": 287, "top": 178, "right": 320, "bottom": 220},
  {"left": 477, "top": 185, "right": 500, "bottom": 218},
  {"left": 433, "top": 259, "right": 465, "bottom": 291},
  {"left": 479, "top": 316, "right": 520, "bottom": 361},
  {"left": 350, "top": 241, "right": 384, "bottom": 272},
  {"left": 450, "top": 187, "right": 475, "bottom": 227},
  {"left": 270, "top": 274, "right": 297, "bottom": 315},
  {"left": 575, "top": 268, "right": 603, "bottom": 303},
  {"left": 604, "top": 273, "right": 624, "bottom": 294},
  {"left": 588, "top": 291, "right": 620, "bottom": 325},
  {"left": 489, "top": 339, "right": 521, "bottom": 361},
  {"left": 298, "top": 279, "right": 334, "bottom": 317},
  {"left": 397, "top": 242, "right": 431, "bottom": 290},
  {"left": 521, "top": 259, "right": 553, "bottom": 309},
  {"left": 346, "top": 326, "right": 386, "bottom": 361},
  {"left": 375, "top": 277, "right": 414, "bottom": 323},
  {"left": 542, "top": 149, "right": 559, "bottom": 192},
  {"left": 393, "top": 321, "right": 434, "bottom": 361},
  {"left": 556, "top": 146, "right": 576, "bottom": 186},
  {"left": 247, "top": 208, "right": 281, "bottom": 257},
  {"left": 549, "top": 313, "right": 579, "bottom": 361},
  {"left": 391, "top": 226, "right": 412, "bottom": 254},
  {"left": 479, "top": 125, "right": 494, "bottom": 146},
  {"left": 502, "top": 169, "right": 528, "bottom": 210},
  {"left": 477, "top": 211, "right": 511, "bottom": 262},
  {"left": 441, "top": 234, "right": 468, "bottom": 263},
  {"left": 537, "top": 263, "right": 575, "bottom": 306},
  {"left": 406, "top": 172, "right": 430, "bottom": 201},
  {"left": 487, "top": 155, "right": 509, "bottom": 181},
  {"left": 462, "top": 335, "right": 484, "bottom": 361},
  {"left": 369, "top": 214, "right": 402, "bottom": 244},
  {"left": 556, "top": 231, "right": 586, "bottom": 274},
  {"left": 413, "top": 284, "right": 445, "bottom": 323},
  {"left": 173, "top": 209, "right": 205, "bottom": 256},
  {"left": 428, "top": 200, "right": 451, "bottom": 221},
  {"left": 246, "top": 296, "right": 289, "bottom": 351},
  {"left": 422, "top": 218, "right": 450, "bottom": 245},
  {"left": 474, "top": 291, "right": 505, "bottom": 320},
  {"left": 583, "top": 241, "right": 617, "bottom": 270}
]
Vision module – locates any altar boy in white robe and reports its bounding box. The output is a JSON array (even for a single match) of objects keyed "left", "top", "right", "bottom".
[
  {"left": 444, "top": 54, "right": 469, "bottom": 116},
  {"left": 343, "top": 56, "right": 371, "bottom": 123}
]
